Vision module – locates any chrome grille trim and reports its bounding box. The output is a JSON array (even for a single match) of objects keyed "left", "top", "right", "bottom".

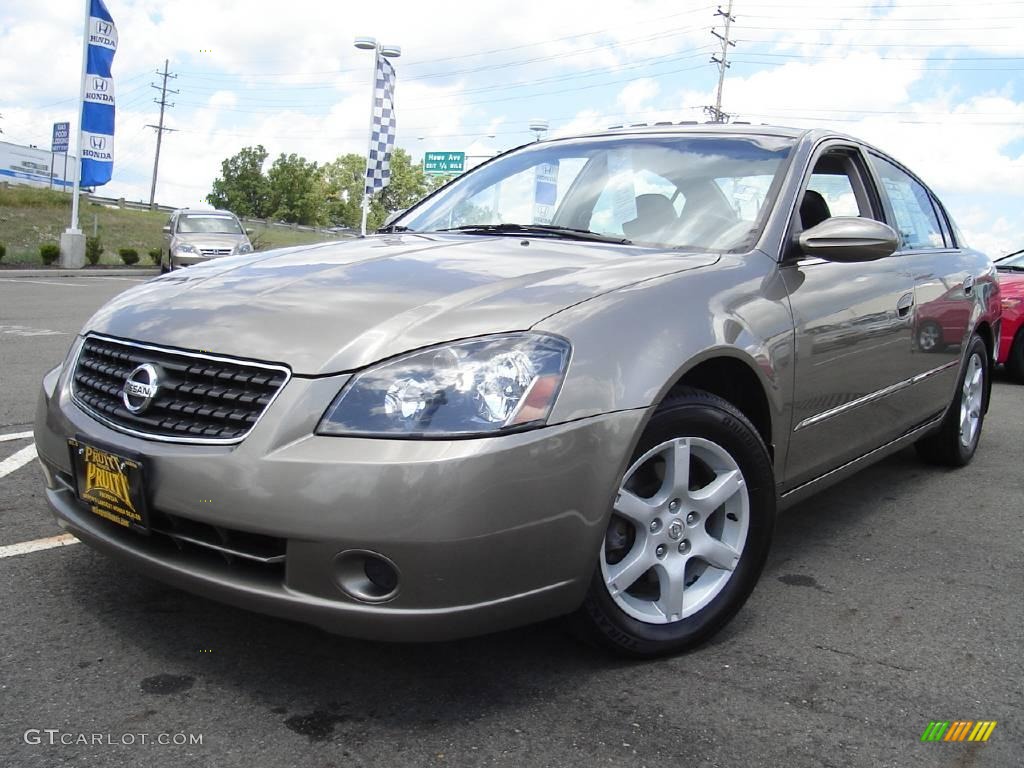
[{"left": 70, "top": 333, "right": 291, "bottom": 445}]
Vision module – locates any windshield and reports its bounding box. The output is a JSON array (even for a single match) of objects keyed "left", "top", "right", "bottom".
[
  {"left": 177, "top": 214, "right": 244, "bottom": 235},
  {"left": 997, "top": 252, "right": 1024, "bottom": 269},
  {"left": 397, "top": 135, "right": 794, "bottom": 252}
]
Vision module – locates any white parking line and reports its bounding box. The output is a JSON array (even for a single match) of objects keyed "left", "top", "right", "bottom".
[
  {"left": 0, "top": 533, "right": 79, "bottom": 559},
  {"left": 0, "top": 443, "right": 38, "bottom": 479},
  {"left": 0, "top": 324, "right": 66, "bottom": 337},
  {"left": 0, "top": 431, "right": 34, "bottom": 442},
  {"left": 0, "top": 279, "right": 88, "bottom": 287}
]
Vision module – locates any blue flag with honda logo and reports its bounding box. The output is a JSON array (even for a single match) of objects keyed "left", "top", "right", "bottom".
[{"left": 80, "top": 0, "right": 117, "bottom": 187}]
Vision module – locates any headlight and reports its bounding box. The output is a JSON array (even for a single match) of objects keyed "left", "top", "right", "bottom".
[
  {"left": 236, "top": 242, "right": 253, "bottom": 254},
  {"left": 317, "top": 333, "right": 571, "bottom": 437},
  {"left": 174, "top": 243, "right": 197, "bottom": 255}
]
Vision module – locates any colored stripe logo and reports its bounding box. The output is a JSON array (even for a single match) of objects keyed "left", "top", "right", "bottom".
[{"left": 921, "top": 721, "right": 997, "bottom": 742}]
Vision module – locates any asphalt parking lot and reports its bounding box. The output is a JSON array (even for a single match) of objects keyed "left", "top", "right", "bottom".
[{"left": 0, "top": 275, "right": 1020, "bottom": 768}]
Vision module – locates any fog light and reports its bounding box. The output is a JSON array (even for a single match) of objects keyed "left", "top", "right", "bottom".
[{"left": 332, "top": 550, "right": 400, "bottom": 603}]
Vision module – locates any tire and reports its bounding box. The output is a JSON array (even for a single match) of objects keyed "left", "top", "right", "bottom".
[
  {"left": 915, "top": 334, "right": 989, "bottom": 467},
  {"left": 159, "top": 252, "right": 170, "bottom": 274},
  {"left": 916, "top": 321, "right": 944, "bottom": 353},
  {"left": 1007, "top": 330, "right": 1024, "bottom": 383},
  {"left": 573, "top": 387, "right": 776, "bottom": 658}
]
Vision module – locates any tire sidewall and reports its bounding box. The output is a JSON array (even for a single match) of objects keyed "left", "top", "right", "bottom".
[
  {"left": 582, "top": 395, "right": 776, "bottom": 656},
  {"left": 953, "top": 336, "right": 989, "bottom": 462}
]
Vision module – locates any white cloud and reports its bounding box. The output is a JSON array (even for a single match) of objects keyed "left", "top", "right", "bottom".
[{"left": 1, "top": 0, "right": 1021, "bottom": 254}]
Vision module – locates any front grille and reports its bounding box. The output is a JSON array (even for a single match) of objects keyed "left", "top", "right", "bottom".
[
  {"left": 199, "top": 248, "right": 232, "bottom": 257},
  {"left": 72, "top": 334, "right": 290, "bottom": 443}
]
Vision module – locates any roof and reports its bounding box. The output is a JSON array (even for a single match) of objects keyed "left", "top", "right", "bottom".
[
  {"left": 171, "top": 208, "right": 239, "bottom": 217},
  {"left": 598, "top": 122, "right": 809, "bottom": 139}
]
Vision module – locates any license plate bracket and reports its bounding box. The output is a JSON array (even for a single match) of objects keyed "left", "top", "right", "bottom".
[{"left": 68, "top": 438, "right": 150, "bottom": 533}]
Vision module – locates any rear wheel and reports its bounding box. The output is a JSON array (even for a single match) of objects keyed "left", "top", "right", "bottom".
[
  {"left": 915, "top": 334, "right": 988, "bottom": 466},
  {"left": 574, "top": 388, "right": 775, "bottom": 657},
  {"left": 159, "top": 251, "right": 170, "bottom": 274}
]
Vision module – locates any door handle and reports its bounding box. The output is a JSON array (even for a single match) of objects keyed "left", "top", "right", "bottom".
[
  {"left": 897, "top": 292, "right": 915, "bottom": 316},
  {"left": 963, "top": 275, "right": 975, "bottom": 296}
]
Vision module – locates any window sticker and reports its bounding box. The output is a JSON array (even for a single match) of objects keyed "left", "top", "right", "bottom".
[{"left": 533, "top": 162, "right": 559, "bottom": 224}]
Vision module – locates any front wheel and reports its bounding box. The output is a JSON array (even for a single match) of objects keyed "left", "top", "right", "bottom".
[
  {"left": 915, "top": 334, "right": 989, "bottom": 466},
  {"left": 573, "top": 388, "right": 776, "bottom": 657}
]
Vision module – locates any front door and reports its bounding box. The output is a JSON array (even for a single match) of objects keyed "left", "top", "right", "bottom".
[{"left": 782, "top": 144, "right": 918, "bottom": 490}]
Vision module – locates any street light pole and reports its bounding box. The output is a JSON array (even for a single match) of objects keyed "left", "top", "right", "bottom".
[{"left": 354, "top": 36, "right": 401, "bottom": 237}]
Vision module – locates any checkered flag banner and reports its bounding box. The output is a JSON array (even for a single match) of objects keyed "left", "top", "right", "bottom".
[{"left": 364, "top": 56, "right": 397, "bottom": 198}]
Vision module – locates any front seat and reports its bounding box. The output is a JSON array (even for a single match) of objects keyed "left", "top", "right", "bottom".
[
  {"left": 622, "top": 194, "right": 677, "bottom": 242},
  {"left": 800, "top": 189, "right": 832, "bottom": 229}
]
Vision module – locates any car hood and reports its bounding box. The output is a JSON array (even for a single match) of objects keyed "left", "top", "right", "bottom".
[
  {"left": 998, "top": 270, "right": 1024, "bottom": 296},
  {"left": 84, "top": 234, "right": 718, "bottom": 375}
]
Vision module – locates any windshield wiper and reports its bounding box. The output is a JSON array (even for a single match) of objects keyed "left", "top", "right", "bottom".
[{"left": 431, "top": 223, "right": 632, "bottom": 245}]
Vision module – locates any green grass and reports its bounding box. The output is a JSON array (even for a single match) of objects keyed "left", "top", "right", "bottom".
[{"left": 0, "top": 186, "right": 341, "bottom": 266}]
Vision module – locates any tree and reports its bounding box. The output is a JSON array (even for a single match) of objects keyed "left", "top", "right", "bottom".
[
  {"left": 371, "top": 148, "right": 433, "bottom": 229},
  {"left": 320, "top": 153, "right": 367, "bottom": 228},
  {"left": 321, "top": 148, "right": 435, "bottom": 230},
  {"left": 207, "top": 145, "right": 271, "bottom": 218},
  {"left": 266, "top": 153, "right": 327, "bottom": 225}
]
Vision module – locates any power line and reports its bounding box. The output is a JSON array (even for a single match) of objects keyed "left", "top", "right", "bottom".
[
  {"left": 146, "top": 59, "right": 178, "bottom": 210},
  {"left": 706, "top": 1, "right": 737, "bottom": 123}
]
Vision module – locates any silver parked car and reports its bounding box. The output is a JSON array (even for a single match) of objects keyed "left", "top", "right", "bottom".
[
  {"left": 35, "top": 125, "right": 1000, "bottom": 657},
  {"left": 161, "top": 208, "right": 253, "bottom": 272}
]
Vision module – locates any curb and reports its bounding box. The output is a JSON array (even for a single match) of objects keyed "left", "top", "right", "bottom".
[{"left": 0, "top": 269, "right": 159, "bottom": 278}]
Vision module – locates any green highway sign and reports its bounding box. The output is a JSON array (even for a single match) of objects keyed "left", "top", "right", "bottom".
[{"left": 423, "top": 151, "right": 465, "bottom": 174}]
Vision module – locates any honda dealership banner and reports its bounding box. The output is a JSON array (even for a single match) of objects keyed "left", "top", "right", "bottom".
[{"left": 80, "top": 0, "right": 117, "bottom": 188}]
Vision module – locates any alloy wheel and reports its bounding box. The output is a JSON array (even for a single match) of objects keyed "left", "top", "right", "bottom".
[
  {"left": 959, "top": 352, "right": 984, "bottom": 448},
  {"left": 601, "top": 437, "right": 750, "bottom": 624}
]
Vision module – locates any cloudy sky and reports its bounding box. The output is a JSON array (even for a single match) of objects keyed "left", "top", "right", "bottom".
[{"left": 2, "top": 0, "right": 1022, "bottom": 254}]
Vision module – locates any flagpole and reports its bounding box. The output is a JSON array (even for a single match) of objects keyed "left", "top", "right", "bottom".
[
  {"left": 69, "top": 0, "right": 90, "bottom": 234},
  {"left": 359, "top": 45, "right": 380, "bottom": 238}
]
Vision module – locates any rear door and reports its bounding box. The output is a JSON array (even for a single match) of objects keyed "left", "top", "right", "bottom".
[{"left": 867, "top": 154, "right": 972, "bottom": 427}]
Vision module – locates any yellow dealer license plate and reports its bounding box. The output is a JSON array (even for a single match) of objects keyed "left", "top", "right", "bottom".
[{"left": 68, "top": 438, "right": 149, "bottom": 533}]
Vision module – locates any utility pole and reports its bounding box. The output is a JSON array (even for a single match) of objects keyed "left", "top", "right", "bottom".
[
  {"left": 705, "top": 1, "right": 736, "bottom": 124},
  {"left": 147, "top": 59, "right": 178, "bottom": 210}
]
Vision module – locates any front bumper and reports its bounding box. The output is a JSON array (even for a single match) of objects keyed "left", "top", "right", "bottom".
[
  {"left": 34, "top": 361, "right": 646, "bottom": 641},
  {"left": 170, "top": 252, "right": 215, "bottom": 268}
]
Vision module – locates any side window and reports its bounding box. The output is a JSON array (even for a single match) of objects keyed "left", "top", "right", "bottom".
[
  {"left": 930, "top": 194, "right": 956, "bottom": 248},
  {"left": 870, "top": 155, "right": 945, "bottom": 250},
  {"left": 807, "top": 172, "right": 865, "bottom": 217},
  {"left": 798, "top": 150, "right": 876, "bottom": 232}
]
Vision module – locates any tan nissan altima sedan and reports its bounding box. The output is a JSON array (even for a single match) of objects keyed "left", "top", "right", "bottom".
[{"left": 34, "top": 125, "right": 1000, "bottom": 657}]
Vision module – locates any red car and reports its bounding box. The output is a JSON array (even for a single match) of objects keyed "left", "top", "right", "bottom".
[{"left": 996, "top": 249, "right": 1024, "bottom": 380}]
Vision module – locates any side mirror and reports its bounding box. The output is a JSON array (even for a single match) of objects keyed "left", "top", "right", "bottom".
[
  {"left": 245, "top": 228, "right": 254, "bottom": 236},
  {"left": 162, "top": 225, "right": 171, "bottom": 234},
  {"left": 798, "top": 217, "right": 899, "bottom": 262}
]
